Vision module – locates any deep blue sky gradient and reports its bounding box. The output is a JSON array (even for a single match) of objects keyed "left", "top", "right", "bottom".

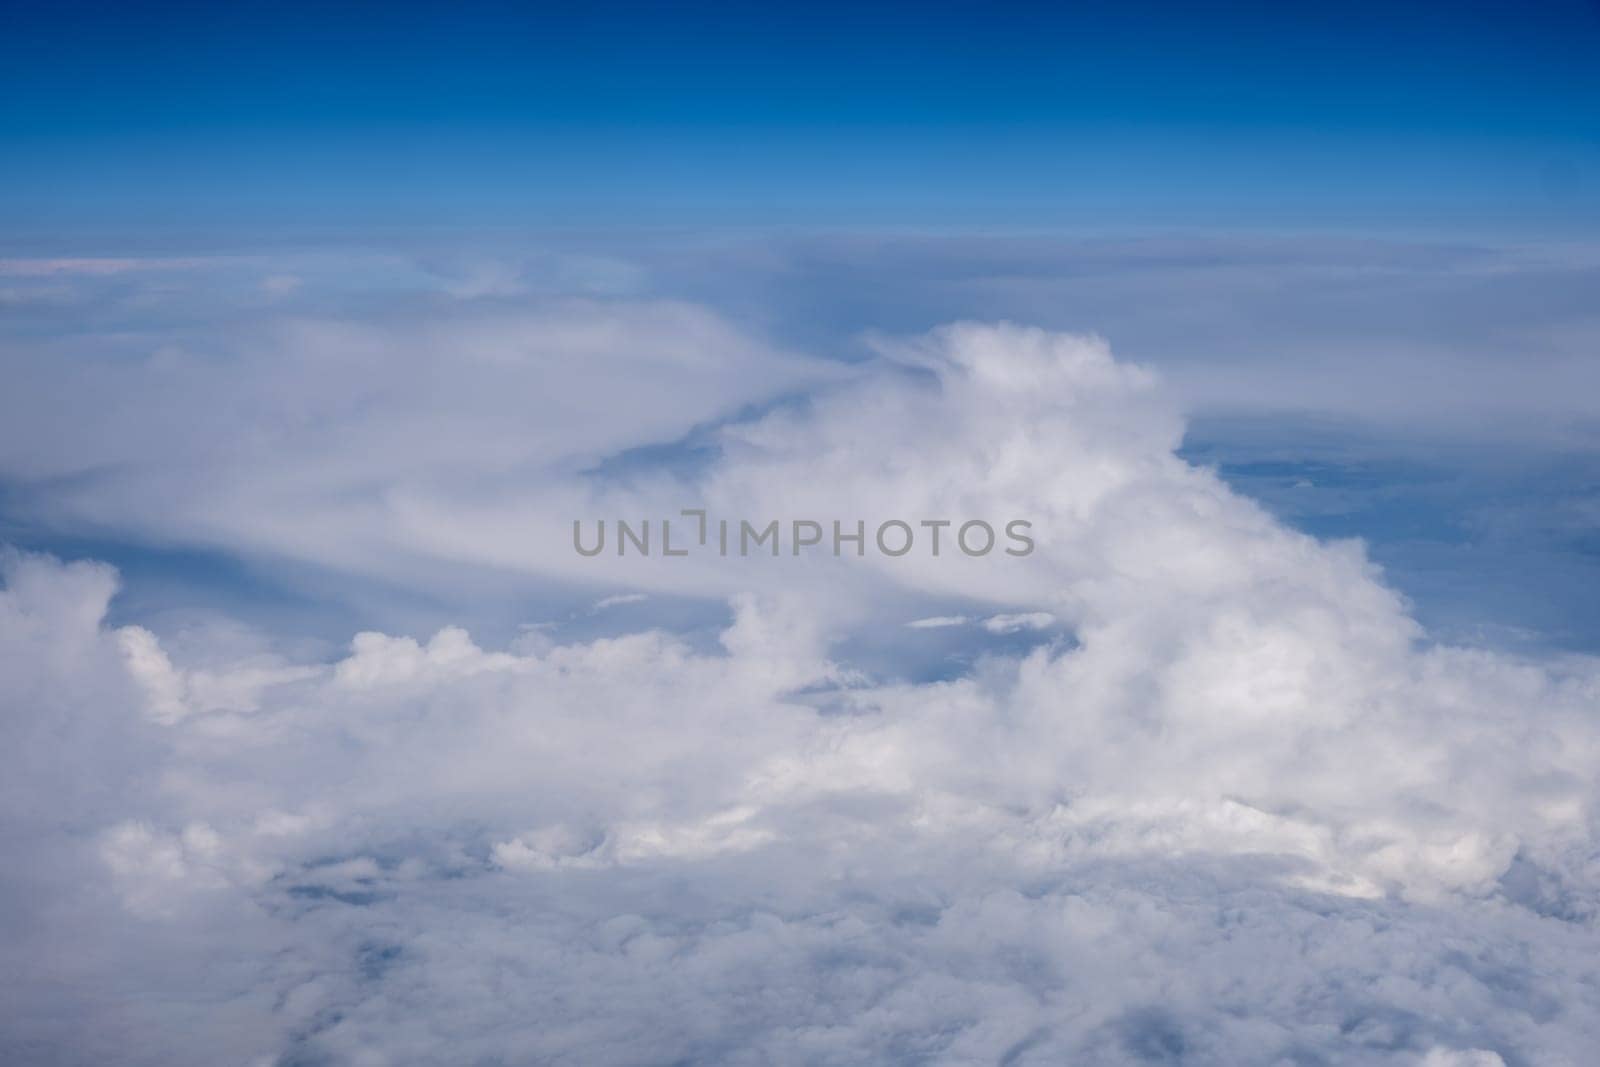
[{"left": 3, "top": 0, "right": 1599, "bottom": 233}]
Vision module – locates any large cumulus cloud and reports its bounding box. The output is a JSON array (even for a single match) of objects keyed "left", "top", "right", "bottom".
[{"left": 3, "top": 325, "right": 1600, "bottom": 1065}]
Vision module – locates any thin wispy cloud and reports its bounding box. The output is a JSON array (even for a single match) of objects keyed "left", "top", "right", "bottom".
[
  {"left": 906, "top": 615, "right": 970, "bottom": 629},
  {"left": 981, "top": 612, "right": 1056, "bottom": 634},
  {"left": 592, "top": 593, "right": 649, "bottom": 611}
]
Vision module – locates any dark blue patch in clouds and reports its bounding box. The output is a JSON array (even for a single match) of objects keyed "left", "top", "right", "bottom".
[
  {"left": 1183, "top": 416, "right": 1600, "bottom": 651},
  {"left": 285, "top": 885, "right": 389, "bottom": 907},
  {"left": 0, "top": 498, "right": 341, "bottom": 631}
]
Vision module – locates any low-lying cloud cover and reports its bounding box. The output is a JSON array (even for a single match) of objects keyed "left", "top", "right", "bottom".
[
  {"left": 5, "top": 236, "right": 1600, "bottom": 647},
  {"left": 4, "top": 321, "right": 1599, "bottom": 1065}
]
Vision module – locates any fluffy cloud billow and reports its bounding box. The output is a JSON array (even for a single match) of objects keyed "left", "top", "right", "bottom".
[{"left": 3, "top": 325, "right": 1600, "bottom": 1065}]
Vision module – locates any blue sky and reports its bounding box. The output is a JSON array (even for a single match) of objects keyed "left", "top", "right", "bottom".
[{"left": 4, "top": 0, "right": 1599, "bottom": 234}]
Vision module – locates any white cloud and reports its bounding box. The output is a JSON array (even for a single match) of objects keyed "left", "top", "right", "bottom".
[
  {"left": 3, "top": 325, "right": 1600, "bottom": 1063},
  {"left": 593, "top": 592, "right": 649, "bottom": 611},
  {"left": 0, "top": 293, "right": 841, "bottom": 594},
  {"left": 907, "top": 614, "right": 970, "bottom": 629},
  {"left": 981, "top": 611, "right": 1055, "bottom": 634}
]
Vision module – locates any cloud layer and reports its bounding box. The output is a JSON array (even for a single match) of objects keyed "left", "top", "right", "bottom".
[{"left": 4, "top": 324, "right": 1599, "bottom": 1064}]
